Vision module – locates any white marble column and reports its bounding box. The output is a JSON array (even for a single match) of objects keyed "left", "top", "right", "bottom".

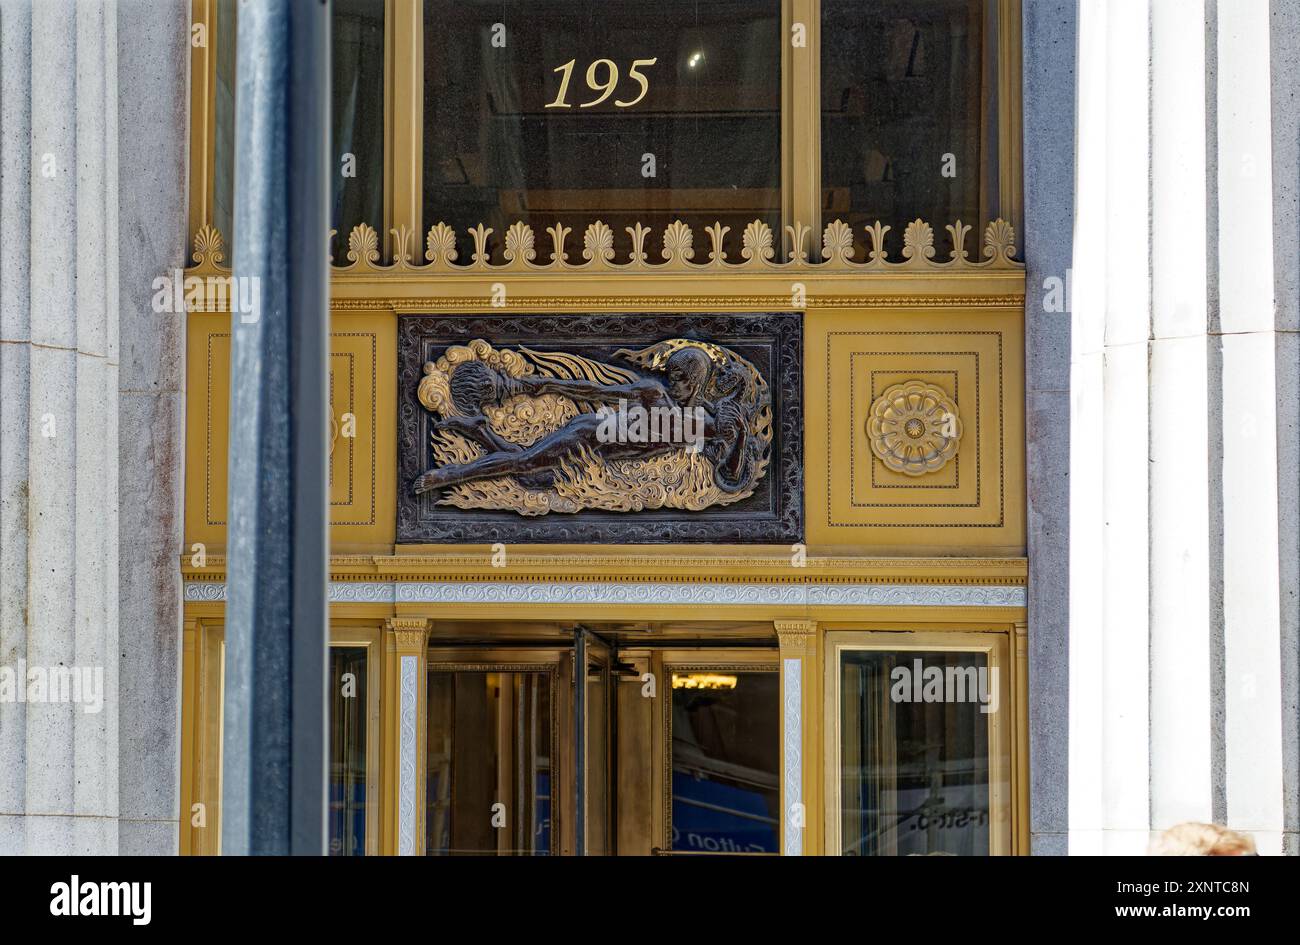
[
  {"left": 1268, "top": 0, "right": 1300, "bottom": 858},
  {"left": 1065, "top": 0, "right": 1296, "bottom": 855},
  {"left": 1149, "top": 0, "right": 1214, "bottom": 835},
  {"left": 1070, "top": 0, "right": 1154, "bottom": 856},
  {"left": 1215, "top": 0, "right": 1286, "bottom": 854}
]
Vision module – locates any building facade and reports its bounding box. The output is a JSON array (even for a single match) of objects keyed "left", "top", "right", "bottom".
[{"left": 0, "top": 0, "right": 1295, "bottom": 855}]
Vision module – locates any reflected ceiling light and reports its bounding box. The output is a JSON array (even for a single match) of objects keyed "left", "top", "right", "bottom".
[
  {"left": 687, "top": 51, "right": 704, "bottom": 69},
  {"left": 672, "top": 673, "right": 737, "bottom": 690}
]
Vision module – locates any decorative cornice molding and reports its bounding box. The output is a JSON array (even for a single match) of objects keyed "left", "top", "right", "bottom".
[
  {"left": 181, "top": 553, "right": 1029, "bottom": 587},
  {"left": 184, "top": 580, "right": 1026, "bottom": 608},
  {"left": 328, "top": 295, "right": 1027, "bottom": 313},
  {"left": 385, "top": 616, "right": 430, "bottom": 629},
  {"left": 328, "top": 582, "right": 397, "bottom": 603},
  {"left": 188, "top": 217, "right": 1023, "bottom": 278}
]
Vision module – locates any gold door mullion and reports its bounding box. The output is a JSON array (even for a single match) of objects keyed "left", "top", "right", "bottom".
[
  {"left": 179, "top": 618, "right": 200, "bottom": 855},
  {"left": 997, "top": 0, "right": 1024, "bottom": 242},
  {"left": 1013, "top": 619, "right": 1029, "bottom": 855},
  {"left": 187, "top": 0, "right": 219, "bottom": 246},
  {"left": 384, "top": 0, "right": 423, "bottom": 262},
  {"left": 784, "top": 0, "right": 821, "bottom": 257}
]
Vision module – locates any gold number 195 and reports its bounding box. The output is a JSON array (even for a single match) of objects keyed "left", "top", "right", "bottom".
[{"left": 546, "top": 57, "right": 657, "bottom": 109}]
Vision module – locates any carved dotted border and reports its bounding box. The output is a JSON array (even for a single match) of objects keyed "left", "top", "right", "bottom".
[
  {"left": 205, "top": 333, "right": 229, "bottom": 526},
  {"left": 330, "top": 333, "right": 378, "bottom": 526},
  {"left": 205, "top": 331, "right": 378, "bottom": 527},
  {"left": 826, "top": 331, "right": 1005, "bottom": 529},
  {"left": 327, "top": 351, "right": 356, "bottom": 508},
  {"left": 330, "top": 295, "right": 1027, "bottom": 311}
]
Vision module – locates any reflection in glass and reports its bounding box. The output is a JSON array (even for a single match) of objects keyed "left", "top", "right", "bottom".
[
  {"left": 670, "top": 671, "right": 779, "bottom": 854},
  {"left": 821, "top": 0, "right": 1001, "bottom": 259},
  {"left": 328, "top": 647, "right": 367, "bottom": 856},
  {"left": 585, "top": 657, "right": 610, "bottom": 855},
  {"left": 840, "top": 650, "right": 991, "bottom": 856},
  {"left": 213, "top": 0, "right": 238, "bottom": 244},
  {"left": 213, "top": 0, "right": 383, "bottom": 257},
  {"left": 331, "top": 0, "right": 384, "bottom": 263},
  {"left": 426, "top": 671, "right": 552, "bottom": 856},
  {"left": 422, "top": 0, "right": 782, "bottom": 263}
]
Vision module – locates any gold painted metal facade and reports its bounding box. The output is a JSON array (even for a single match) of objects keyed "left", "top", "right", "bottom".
[{"left": 181, "top": 0, "right": 1028, "bottom": 855}]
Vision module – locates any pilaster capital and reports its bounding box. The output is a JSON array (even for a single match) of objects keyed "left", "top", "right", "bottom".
[
  {"left": 1013, "top": 619, "right": 1027, "bottom": 657},
  {"left": 385, "top": 616, "right": 431, "bottom": 653},
  {"left": 774, "top": 618, "right": 817, "bottom": 656}
]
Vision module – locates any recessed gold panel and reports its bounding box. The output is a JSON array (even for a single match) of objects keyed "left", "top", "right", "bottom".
[
  {"left": 183, "top": 311, "right": 396, "bottom": 553},
  {"left": 805, "top": 308, "right": 1024, "bottom": 554}
]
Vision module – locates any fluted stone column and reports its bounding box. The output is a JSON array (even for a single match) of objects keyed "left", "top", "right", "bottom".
[
  {"left": 1149, "top": 0, "right": 1213, "bottom": 834},
  {"left": 0, "top": 0, "right": 187, "bottom": 854},
  {"left": 116, "top": 0, "right": 189, "bottom": 856},
  {"left": 0, "top": 0, "right": 120, "bottom": 854},
  {"left": 1269, "top": 0, "right": 1300, "bottom": 858},
  {"left": 1062, "top": 0, "right": 1299, "bottom": 855}
]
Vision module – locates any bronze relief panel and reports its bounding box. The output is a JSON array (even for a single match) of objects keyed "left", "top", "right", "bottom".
[{"left": 397, "top": 312, "right": 802, "bottom": 543}]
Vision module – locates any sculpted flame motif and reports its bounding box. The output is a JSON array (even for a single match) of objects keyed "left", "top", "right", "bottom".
[{"left": 413, "top": 339, "right": 773, "bottom": 515}]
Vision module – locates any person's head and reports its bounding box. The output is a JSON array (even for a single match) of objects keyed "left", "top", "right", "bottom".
[
  {"left": 448, "top": 360, "right": 502, "bottom": 415},
  {"left": 1148, "top": 822, "right": 1257, "bottom": 856},
  {"left": 664, "top": 347, "right": 711, "bottom": 406}
]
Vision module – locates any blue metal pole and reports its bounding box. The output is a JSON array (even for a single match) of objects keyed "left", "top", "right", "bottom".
[{"left": 222, "top": 0, "right": 330, "bottom": 856}]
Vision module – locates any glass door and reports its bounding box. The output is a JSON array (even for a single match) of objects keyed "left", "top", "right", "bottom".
[
  {"left": 660, "top": 654, "right": 782, "bottom": 855},
  {"left": 423, "top": 633, "right": 618, "bottom": 856},
  {"left": 826, "top": 630, "right": 1011, "bottom": 856},
  {"left": 574, "top": 629, "right": 613, "bottom": 855},
  {"left": 425, "top": 650, "right": 560, "bottom": 856}
]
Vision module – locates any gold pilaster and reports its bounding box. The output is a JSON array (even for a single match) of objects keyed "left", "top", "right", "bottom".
[
  {"left": 998, "top": 0, "right": 1024, "bottom": 242},
  {"left": 783, "top": 0, "right": 821, "bottom": 255},
  {"left": 187, "top": 0, "right": 218, "bottom": 246},
  {"left": 383, "top": 0, "right": 422, "bottom": 260},
  {"left": 179, "top": 617, "right": 199, "bottom": 855},
  {"left": 1013, "top": 618, "right": 1029, "bottom": 855}
]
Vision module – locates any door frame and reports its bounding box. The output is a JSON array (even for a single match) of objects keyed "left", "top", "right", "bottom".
[{"left": 822, "top": 627, "right": 1012, "bottom": 856}]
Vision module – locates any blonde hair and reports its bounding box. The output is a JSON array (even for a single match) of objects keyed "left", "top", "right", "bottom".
[{"left": 1148, "top": 822, "right": 1257, "bottom": 856}]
